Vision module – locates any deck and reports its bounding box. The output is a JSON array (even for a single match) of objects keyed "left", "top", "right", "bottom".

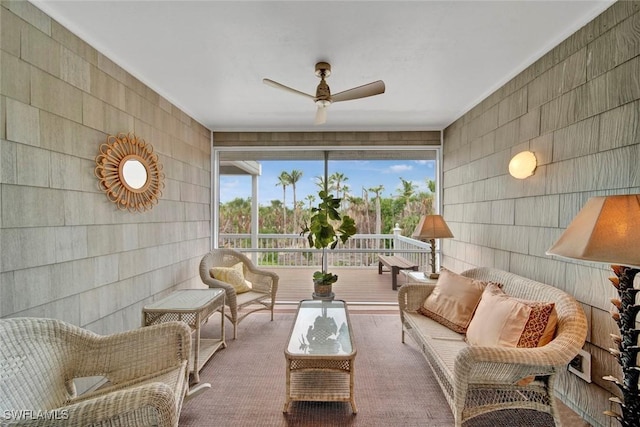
[{"left": 269, "top": 266, "right": 416, "bottom": 309}]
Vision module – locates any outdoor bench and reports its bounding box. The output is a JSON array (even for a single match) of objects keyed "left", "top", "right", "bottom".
[{"left": 378, "top": 255, "right": 418, "bottom": 290}]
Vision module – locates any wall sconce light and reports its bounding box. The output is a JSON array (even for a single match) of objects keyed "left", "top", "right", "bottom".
[{"left": 508, "top": 150, "right": 537, "bottom": 179}]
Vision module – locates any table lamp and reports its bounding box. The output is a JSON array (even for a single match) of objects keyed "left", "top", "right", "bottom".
[
  {"left": 546, "top": 194, "right": 640, "bottom": 426},
  {"left": 412, "top": 215, "right": 453, "bottom": 279}
]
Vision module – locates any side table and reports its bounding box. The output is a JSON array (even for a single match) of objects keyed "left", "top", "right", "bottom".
[
  {"left": 400, "top": 270, "right": 439, "bottom": 286},
  {"left": 143, "top": 288, "right": 225, "bottom": 384}
]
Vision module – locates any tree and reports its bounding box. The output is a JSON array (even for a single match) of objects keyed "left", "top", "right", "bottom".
[
  {"left": 259, "top": 201, "right": 282, "bottom": 233},
  {"left": 289, "top": 169, "right": 303, "bottom": 232},
  {"left": 398, "top": 177, "right": 416, "bottom": 201},
  {"left": 346, "top": 195, "right": 366, "bottom": 235},
  {"left": 427, "top": 178, "right": 436, "bottom": 194},
  {"left": 396, "top": 177, "right": 418, "bottom": 218},
  {"left": 315, "top": 175, "right": 327, "bottom": 192},
  {"left": 220, "top": 197, "right": 251, "bottom": 233},
  {"left": 330, "top": 172, "right": 349, "bottom": 199},
  {"left": 305, "top": 194, "right": 316, "bottom": 209},
  {"left": 276, "top": 171, "right": 291, "bottom": 233},
  {"left": 368, "top": 185, "right": 384, "bottom": 236},
  {"left": 361, "top": 187, "right": 371, "bottom": 235}
]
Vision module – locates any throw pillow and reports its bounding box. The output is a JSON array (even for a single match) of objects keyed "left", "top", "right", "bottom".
[
  {"left": 466, "top": 283, "right": 556, "bottom": 348},
  {"left": 210, "top": 262, "right": 252, "bottom": 294},
  {"left": 417, "top": 268, "right": 489, "bottom": 333}
]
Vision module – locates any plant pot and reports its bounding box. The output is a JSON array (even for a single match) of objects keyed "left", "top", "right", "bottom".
[{"left": 312, "top": 279, "right": 335, "bottom": 301}]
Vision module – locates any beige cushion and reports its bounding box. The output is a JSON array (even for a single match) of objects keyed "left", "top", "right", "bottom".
[
  {"left": 417, "top": 268, "right": 488, "bottom": 333},
  {"left": 210, "top": 262, "right": 252, "bottom": 294},
  {"left": 466, "top": 283, "right": 556, "bottom": 348}
]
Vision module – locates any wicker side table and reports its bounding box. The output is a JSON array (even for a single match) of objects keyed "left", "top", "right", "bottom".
[
  {"left": 143, "top": 288, "right": 225, "bottom": 383},
  {"left": 400, "top": 270, "right": 438, "bottom": 286},
  {"left": 283, "top": 299, "right": 357, "bottom": 414}
]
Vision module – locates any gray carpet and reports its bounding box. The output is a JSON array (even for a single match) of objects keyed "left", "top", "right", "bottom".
[{"left": 179, "top": 311, "right": 557, "bottom": 426}]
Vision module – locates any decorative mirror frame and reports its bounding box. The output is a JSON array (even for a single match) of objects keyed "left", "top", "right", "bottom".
[{"left": 94, "top": 133, "right": 165, "bottom": 213}]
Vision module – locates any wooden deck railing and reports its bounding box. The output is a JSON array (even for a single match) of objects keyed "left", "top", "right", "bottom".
[{"left": 217, "top": 232, "right": 439, "bottom": 271}]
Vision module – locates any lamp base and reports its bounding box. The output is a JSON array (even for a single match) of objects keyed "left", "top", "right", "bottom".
[
  {"left": 603, "top": 265, "right": 640, "bottom": 427},
  {"left": 424, "top": 272, "right": 440, "bottom": 280}
]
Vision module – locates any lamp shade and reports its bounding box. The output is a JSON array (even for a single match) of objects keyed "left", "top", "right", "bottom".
[
  {"left": 412, "top": 215, "right": 454, "bottom": 240},
  {"left": 509, "top": 151, "right": 537, "bottom": 179},
  {"left": 546, "top": 194, "right": 640, "bottom": 268}
]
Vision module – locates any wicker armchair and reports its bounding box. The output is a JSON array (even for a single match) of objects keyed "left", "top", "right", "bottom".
[
  {"left": 0, "top": 317, "right": 191, "bottom": 427},
  {"left": 199, "top": 248, "right": 279, "bottom": 339}
]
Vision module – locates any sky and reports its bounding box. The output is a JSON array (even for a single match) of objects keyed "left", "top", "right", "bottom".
[{"left": 219, "top": 159, "right": 436, "bottom": 206}]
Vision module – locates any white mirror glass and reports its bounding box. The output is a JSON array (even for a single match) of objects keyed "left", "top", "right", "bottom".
[{"left": 122, "top": 159, "right": 147, "bottom": 189}]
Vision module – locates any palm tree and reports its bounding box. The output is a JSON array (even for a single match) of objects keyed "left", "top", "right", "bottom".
[
  {"left": 305, "top": 194, "right": 316, "bottom": 210},
  {"left": 368, "top": 185, "right": 384, "bottom": 236},
  {"left": 330, "top": 172, "right": 349, "bottom": 198},
  {"left": 221, "top": 197, "right": 251, "bottom": 233},
  {"left": 314, "top": 175, "right": 332, "bottom": 193},
  {"left": 346, "top": 195, "right": 366, "bottom": 234},
  {"left": 361, "top": 187, "right": 371, "bottom": 235},
  {"left": 399, "top": 177, "right": 416, "bottom": 200},
  {"left": 368, "top": 185, "right": 384, "bottom": 255},
  {"left": 276, "top": 171, "right": 291, "bottom": 233},
  {"left": 289, "top": 169, "right": 303, "bottom": 232},
  {"left": 397, "top": 177, "right": 417, "bottom": 216}
]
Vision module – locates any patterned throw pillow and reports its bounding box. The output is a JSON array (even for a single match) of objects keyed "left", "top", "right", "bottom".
[
  {"left": 417, "top": 268, "right": 489, "bottom": 333},
  {"left": 210, "top": 262, "right": 252, "bottom": 294},
  {"left": 466, "top": 283, "right": 556, "bottom": 348}
]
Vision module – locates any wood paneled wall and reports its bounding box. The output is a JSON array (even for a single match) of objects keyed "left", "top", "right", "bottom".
[
  {"left": 0, "top": 2, "right": 211, "bottom": 339},
  {"left": 442, "top": 2, "right": 640, "bottom": 426}
]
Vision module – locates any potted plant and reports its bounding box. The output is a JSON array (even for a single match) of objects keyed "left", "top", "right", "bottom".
[{"left": 300, "top": 190, "right": 357, "bottom": 300}]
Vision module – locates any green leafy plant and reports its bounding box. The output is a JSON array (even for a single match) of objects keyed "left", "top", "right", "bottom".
[{"left": 300, "top": 190, "right": 357, "bottom": 285}]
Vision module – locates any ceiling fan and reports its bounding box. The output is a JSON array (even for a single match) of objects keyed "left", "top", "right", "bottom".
[{"left": 263, "top": 62, "right": 385, "bottom": 125}]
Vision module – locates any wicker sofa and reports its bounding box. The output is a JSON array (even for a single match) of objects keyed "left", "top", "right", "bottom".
[
  {"left": 0, "top": 317, "right": 191, "bottom": 427},
  {"left": 398, "top": 267, "right": 587, "bottom": 426}
]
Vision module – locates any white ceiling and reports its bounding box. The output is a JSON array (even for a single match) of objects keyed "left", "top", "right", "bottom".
[{"left": 32, "top": 1, "right": 615, "bottom": 132}]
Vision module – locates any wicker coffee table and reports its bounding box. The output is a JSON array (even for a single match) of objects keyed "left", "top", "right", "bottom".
[{"left": 283, "top": 299, "right": 357, "bottom": 414}]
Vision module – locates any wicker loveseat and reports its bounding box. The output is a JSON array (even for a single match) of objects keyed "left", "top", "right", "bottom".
[
  {"left": 0, "top": 317, "right": 191, "bottom": 427},
  {"left": 398, "top": 267, "right": 587, "bottom": 426}
]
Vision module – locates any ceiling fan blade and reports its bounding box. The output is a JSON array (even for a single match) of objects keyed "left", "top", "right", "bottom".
[
  {"left": 315, "top": 105, "right": 327, "bottom": 125},
  {"left": 331, "top": 80, "right": 385, "bottom": 103},
  {"left": 263, "top": 78, "right": 314, "bottom": 100}
]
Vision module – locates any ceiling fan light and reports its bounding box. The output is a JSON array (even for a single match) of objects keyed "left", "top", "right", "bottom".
[{"left": 315, "top": 99, "right": 331, "bottom": 108}]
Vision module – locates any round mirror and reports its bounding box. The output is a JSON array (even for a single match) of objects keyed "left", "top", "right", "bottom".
[
  {"left": 122, "top": 159, "right": 148, "bottom": 190},
  {"left": 95, "top": 133, "right": 164, "bottom": 213}
]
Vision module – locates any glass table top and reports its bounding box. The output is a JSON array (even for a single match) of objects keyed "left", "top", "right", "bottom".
[
  {"left": 286, "top": 300, "right": 353, "bottom": 356},
  {"left": 143, "top": 288, "right": 224, "bottom": 312}
]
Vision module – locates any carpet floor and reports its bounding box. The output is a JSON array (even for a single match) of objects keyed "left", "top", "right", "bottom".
[{"left": 179, "top": 311, "right": 566, "bottom": 426}]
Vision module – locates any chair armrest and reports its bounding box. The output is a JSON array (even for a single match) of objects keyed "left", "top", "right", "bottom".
[
  {"left": 199, "top": 273, "right": 237, "bottom": 303},
  {"left": 398, "top": 284, "right": 435, "bottom": 326},
  {"left": 199, "top": 274, "right": 236, "bottom": 294},
  {"left": 245, "top": 268, "right": 278, "bottom": 295},
  {"left": 7, "top": 382, "right": 180, "bottom": 427},
  {"left": 453, "top": 345, "right": 562, "bottom": 388},
  {"left": 71, "top": 321, "right": 191, "bottom": 386},
  {"left": 398, "top": 284, "right": 435, "bottom": 312}
]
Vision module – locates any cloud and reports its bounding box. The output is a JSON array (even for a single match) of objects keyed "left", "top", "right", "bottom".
[
  {"left": 387, "top": 164, "right": 413, "bottom": 173},
  {"left": 415, "top": 160, "right": 434, "bottom": 168},
  {"left": 221, "top": 178, "right": 241, "bottom": 189}
]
